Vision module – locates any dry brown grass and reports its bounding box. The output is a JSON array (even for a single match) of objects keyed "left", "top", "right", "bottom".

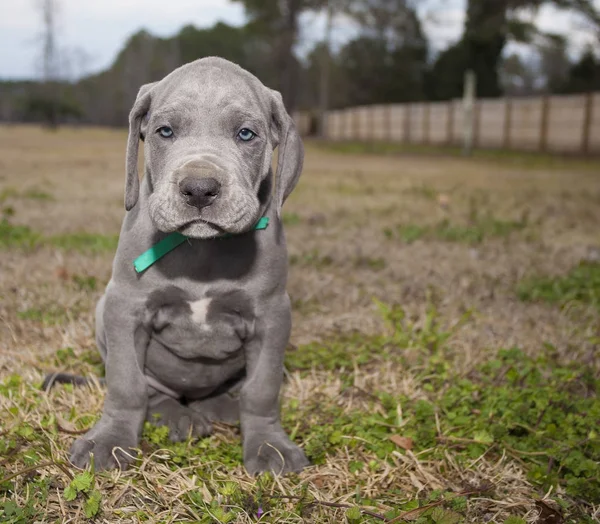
[{"left": 1, "top": 125, "right": 599, "bottom": 523}]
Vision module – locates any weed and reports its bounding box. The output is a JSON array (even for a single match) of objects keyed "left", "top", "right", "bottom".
[
  {"left": 353, "top": 256, "right": 387, "bottom": 271},
  {"left": 289, "top": 249, "right": 334, "bottom": 269},
  {"left": 291, "top": 297, "right": 323, "bottom": 315},
  {"left": 404, "top": 184, "right": 438, "bottom": 201},
  {"left": 385, "top": 223, "right": 428, "bottom": 243},
  {"left": 72, "top": 274, "right": 98, "bottom": 291},
  {"left": 517, "top": 261, "right": 600, "bottom": 310},
  {"left": 21, "top": 189, "right": 54, "bottom": 201},
  {"left": 0, "top": 219, "right": 41, "bottom": 249},
  {"left": 17, "top": 305, "right": 69, "bottom": 325},
  {"left": 63, "top": 458, "right": 102, "bottom": 518}
]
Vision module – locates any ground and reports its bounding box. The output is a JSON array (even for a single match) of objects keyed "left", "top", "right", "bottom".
[{"left": 0, "top": 125, "right": 599, "bottom": 523}]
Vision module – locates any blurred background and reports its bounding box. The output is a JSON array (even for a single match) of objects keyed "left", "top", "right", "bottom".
[{"left": 1, "top": 0, "right": 599, "bottom": 153}]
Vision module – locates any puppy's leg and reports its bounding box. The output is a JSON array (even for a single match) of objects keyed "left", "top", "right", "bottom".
[
  {"left": 241, "top": 293, "right": 309, "bottom": 476},
  {"left": 146, "top": 389, "right": 212, "bottom": 442},
  {"left": 69, "top": 293, "right": 148, "bottom": 471}
]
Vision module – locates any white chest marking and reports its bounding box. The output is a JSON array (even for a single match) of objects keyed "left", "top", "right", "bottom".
[{"left": 189, "top": 298, "right": 212, "bottom": 328}]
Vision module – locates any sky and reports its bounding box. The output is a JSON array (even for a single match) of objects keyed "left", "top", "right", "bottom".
[{"left": 1, "top": 0, "right": 598, "bottom": 81}]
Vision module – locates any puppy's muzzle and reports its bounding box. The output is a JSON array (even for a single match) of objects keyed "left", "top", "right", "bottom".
[{"left": 179, "top": 176, "right": 221, "bottom": 210}]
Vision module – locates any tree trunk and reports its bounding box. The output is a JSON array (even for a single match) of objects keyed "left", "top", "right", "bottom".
[
  {"left": 463, "top": 0, "right": 507, "bottom": 97},
  {"left": 279, "top": 0, "right": 302, "bottom": 113}
]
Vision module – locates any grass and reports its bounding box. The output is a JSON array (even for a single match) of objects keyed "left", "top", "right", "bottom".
[
  {"left": 17, "top": 306, "right": 71, "bottom": 326},
  {"left": 1, "top": 305, "right": 598, "bottom": 522},
  {"left": 313, "top": 139, "right": 600, "bottom": 173},
  {"left": 385, "top": 216, "right": 528, "bottom": 245},
  {"left": 0, "top": 187, "right": 54, "bottom": 202},
  {"left": 0, "top": 217, "right": 119, "bottom": 253},
  {"left": 290, "top": 248, "right": 334, "bottom": 269},
  {"left": 518, "top": 262, "right": 600, "bottom": 310},
  {"left": 0, "top": 219, "right": 41, "bottom": 249},
  {"left": 2, "top": 125, "right": 600, "bottom": 522}
]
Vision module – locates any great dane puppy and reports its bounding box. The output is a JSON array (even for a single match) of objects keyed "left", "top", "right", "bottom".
[{"left": 67, "top": 56, "right": 309, "bottom": 475}]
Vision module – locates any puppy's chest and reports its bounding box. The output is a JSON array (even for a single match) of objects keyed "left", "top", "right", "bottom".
[{"left": 144, "top": 286, "right": 255, "bottom": 361}]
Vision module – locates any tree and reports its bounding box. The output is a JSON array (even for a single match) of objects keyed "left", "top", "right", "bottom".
[
  {"left": 562, "top": 47, "right": 600, "bottom": 92},
  {"left": 499, "top": 53, "right": 539, "bottom": 95},
  {"left": 233, "top": 0, "right": 325, "bottom": 113},
  {"left": 334, "top": 0, "right": 428, "bottom": 105},
  {"left": 427, "top": 0, "right": 599, "bottom": 100},
  {"left": 36, "top": 0, "right": 61, "bottom": 128},
  {"left": 537, "top": 34, "right": 571, "bottom": 92},
  {"left": 553, "top": 0, "right": 600, "bottom": 38}
]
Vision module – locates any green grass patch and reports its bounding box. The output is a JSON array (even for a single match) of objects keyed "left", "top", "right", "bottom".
[
  {"left": 285, "top": 303, "right": 599, "bottom": 506},
  {"left": 289, "top": 249, "right": 334, "bottom": 269},
  {"left": 0, "top": 216, "right": 118, "bottom": 253},
  {"left": 385, "top": 216, "right": 527, "bottom": 245},
  {"left": 51, "top": 347, "right": 105, "bottom": 377},
  {"left": 17, "top": 306, "right": 70, "bottom": 326},
  {"left": 0, "top": 187, "right": 19, "bottom": 202},
  {"left": 0, "top": 187, "right": 54, "bottom": 202},
  {"left": 0, "top": 219, "right": 41, "bottom": 249},
  {"left": 71, "top": 274, "right": 98, "bottom": 292},
  {"left": 285, "top": 345, "right": 600, "bottom": 507},
  {"left": 46, "top": 232, "right": 119, "bottom": 253},
  {"left": 282, "top": 212, "right": 302, "bottom": 226},
  {"left": 21, "top": 189, "right": 54, "bottom": 201},
  {"left": 517, "top": 261, "right": 600, "bottom": 310}
]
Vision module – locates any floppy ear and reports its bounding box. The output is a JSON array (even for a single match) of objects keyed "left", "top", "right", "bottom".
[
  {"left": 125, "top": 82, "right": 157, "bottom": 211},
  {"left": 270, "top": 90, "right": 304, "bottom": 217}
]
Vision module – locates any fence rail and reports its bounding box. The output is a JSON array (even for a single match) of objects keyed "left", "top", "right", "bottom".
[{"left": 294, "top": 92, "right": 600, "bottom": 155}]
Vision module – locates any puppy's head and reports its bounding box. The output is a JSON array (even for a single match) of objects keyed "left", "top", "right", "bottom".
[{"left": 124, "top": 57, "right": 303, "bottom": 239}]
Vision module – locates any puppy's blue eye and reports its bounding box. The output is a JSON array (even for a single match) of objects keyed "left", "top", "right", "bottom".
[
  {"left": 238, "top": 128, "right": 256, "bottom": 142},
  {"left": 157, "top": 126, "right": 173, "bottom": 138}
]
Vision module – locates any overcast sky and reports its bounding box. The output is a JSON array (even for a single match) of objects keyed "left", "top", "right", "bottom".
[{"left": 1, "top": 0, "right": 598, "bottom": 80}]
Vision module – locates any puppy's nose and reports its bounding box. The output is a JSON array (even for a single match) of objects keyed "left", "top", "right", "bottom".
[{"left": 179, "top": 177, "right": 221, "bottom": 209}]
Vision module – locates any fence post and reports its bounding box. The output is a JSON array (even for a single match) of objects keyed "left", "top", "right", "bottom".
[
  {"left": 405, "top": 104, "right": 411, "bottom": 143},
  {"left": 463, "top": 70, "right": 476, "bottom": 155},
  {"left": 503, "top": 97, "right": 512, "bottom": 150},
  {"left": 539, "top": 95, "right": 550, "bottom": 152},
  {"left": 582, "top": 92, "right": 594, "bottom": 155},
  {"left": 369, "top": 106, "right": 376, "bottom": 142},
  {"left": 352, "top": 108, "right": 360, "bottom": 141},
  {"left": 423, "top": 103, "right": 431, "bottom": 145},
  {"left": 447, "top": 102, "right": 454, "bottom": 145},
  {"left": 385, "top": 104, "right": 392, "bottom": 142},
  {"left": 474, "top": 101, "right": 482, "bottom": 148}
]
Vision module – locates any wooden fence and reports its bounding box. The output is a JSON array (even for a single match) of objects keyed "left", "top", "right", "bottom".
[{"left": 294, "top": 92, "right": 600, "bottom": 155}]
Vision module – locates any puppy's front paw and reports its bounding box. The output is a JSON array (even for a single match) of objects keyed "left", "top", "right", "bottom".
[
  {"left": 70, "top": 430, "right": 138, "bottom": 471},
  {"left": 243, "top": 431, "right": 309, "bottom": 476}
]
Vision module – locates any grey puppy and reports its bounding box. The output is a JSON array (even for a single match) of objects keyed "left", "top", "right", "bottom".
[{"left": 65, "top": 56, "right": 309, "bottom": 475}]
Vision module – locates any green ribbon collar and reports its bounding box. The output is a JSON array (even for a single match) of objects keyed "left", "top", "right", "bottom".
[{"left": 133, "top": 216, "right": 269, "bottom": 274}]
